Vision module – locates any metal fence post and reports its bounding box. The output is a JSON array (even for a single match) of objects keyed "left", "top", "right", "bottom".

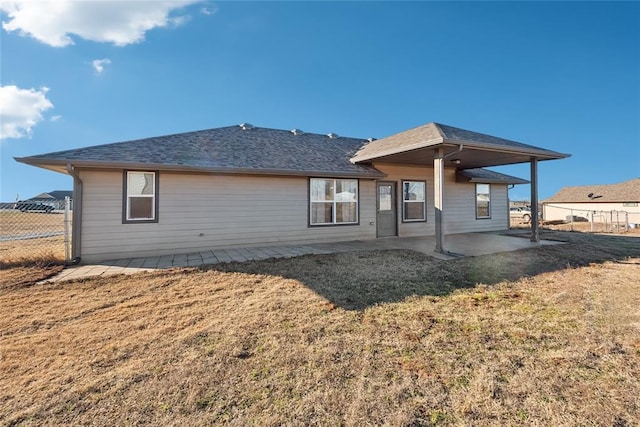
[
  {"left": 624, "top": 211, "right": 628, "bottom": 233},
  {"left": 64, "top": 196, "right": 71, "bottom": 263},
  {"left": 609, "top": 210, "right": 613, "bottom": 233},
  {"left": 570, "top": 209, "right": 574, "bottom": 232}
]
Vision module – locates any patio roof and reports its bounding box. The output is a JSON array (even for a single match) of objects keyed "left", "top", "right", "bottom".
[{"left": 351, "top": 122, "right": 570, "bottom": 168}]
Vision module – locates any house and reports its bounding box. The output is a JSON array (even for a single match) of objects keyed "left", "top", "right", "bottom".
[
  {"left": 26, "top": 190, "right": 73, "bottom": 210},
  {"left": 543, "top": 178, "right": 640, "bottom": 225},
  {"left": 16, "top": 122, "right": 569, "bottom": 263}
]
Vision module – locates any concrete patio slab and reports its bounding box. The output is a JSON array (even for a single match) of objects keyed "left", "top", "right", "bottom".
[{"left": 42, "top": 231, "right": 564, "bottom": 283}]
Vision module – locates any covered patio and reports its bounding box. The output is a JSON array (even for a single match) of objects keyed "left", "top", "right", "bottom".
[{"left": 351, "top": 123, "right": 570, "bottom": 254}]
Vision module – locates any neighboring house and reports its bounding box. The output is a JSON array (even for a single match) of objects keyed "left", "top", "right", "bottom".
[
  {"left": 543, "top": 178, "right": 640, "bottom": 224},
  {"left": 16, "top": 122, "right": 569, "bottom": 262},
  {"left": 27, "top": 190, "right": 73, "bottom": 210}
]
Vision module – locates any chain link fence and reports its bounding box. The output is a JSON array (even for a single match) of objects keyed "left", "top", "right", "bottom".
[
  {"left": 0, "top": 197, "right": 72, "bottom": 264},
  {"left": 542, "top": 204, "right": 639, "bottom": 234}
]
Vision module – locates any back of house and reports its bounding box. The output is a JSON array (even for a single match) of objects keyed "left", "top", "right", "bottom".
[{"left": 16, "top": 122, "right": 569, "bottom": 262}]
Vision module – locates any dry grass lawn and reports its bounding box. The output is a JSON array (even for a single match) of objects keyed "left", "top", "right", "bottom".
[{"left": 1, "top": 231, "right": 639, "bottom": 426}]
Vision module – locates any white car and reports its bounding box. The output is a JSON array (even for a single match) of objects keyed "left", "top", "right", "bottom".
[{"left": 510, "top": 207, "right": 533, "bottom": 223}]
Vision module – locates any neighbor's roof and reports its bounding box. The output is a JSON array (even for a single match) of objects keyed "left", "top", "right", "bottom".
[
  {"left": 16, "top": 125, "right": 385, "bottom": 179},
  {"left": 29, "top": 190, "right": 73, "bottom": 200},
  {"left": 543, "top": 178, "right": 640, "bottom": 203},
  {"left": 351, "top": 122, "right": 570, "bottom": 165},
  {"left": 457, "top": 168, "right": 529, "bottom": 185}
]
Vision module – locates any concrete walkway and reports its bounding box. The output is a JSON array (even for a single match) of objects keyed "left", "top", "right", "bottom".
[{"left": 46, "top": 231, "right": 563, "bottom": 282}]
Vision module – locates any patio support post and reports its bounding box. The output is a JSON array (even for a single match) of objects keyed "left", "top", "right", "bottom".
[
  {"left": 434, "top": 147, "right": 445, "bottom": 253},
  {"left": 530, "top": 157, "right": 539, "bottom": 242}
]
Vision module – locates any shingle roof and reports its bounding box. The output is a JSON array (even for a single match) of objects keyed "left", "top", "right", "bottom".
[
  {"left": 17, "top": 122, "right": 559, "bottom": 182},
  {"left": 30, "top": 190, "right": 73, "bottom": 200},
  {"left": 543, "top": 178, "right": 640, "bottom": 203},
  {"left": 16, "top": 125, "right": 385, "bottom": 179},
  {"left": 457, "top": 168, "right": 529, "bottom": 185},
  {"left": 351, "top": 122, "right": 569, "bottom": 163}
]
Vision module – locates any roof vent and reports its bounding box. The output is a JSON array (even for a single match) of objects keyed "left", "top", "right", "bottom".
[
  {"left": 291, "top": 129, "right": 304, "bottom": 135},
  {"left": 327, "top": 132, "right": 339, "bottom": 139},
  {"left": 239, "top": 123, "right": 254, "bottom": 130}
]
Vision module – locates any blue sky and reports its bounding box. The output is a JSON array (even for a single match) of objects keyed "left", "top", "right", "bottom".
[{"left": 1, "top": 1, "right": 638, "bottom": 202}]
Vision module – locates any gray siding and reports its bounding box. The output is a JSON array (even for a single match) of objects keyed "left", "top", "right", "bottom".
[
  {"left": 79, "top": 169, "right": 377, "bottom": 262},
  {"left": 374, "top": 164, "right": 435, "bottom": 237},
  {"left": 374, "top": 164, "right": 509, "bottom": 236},
  {"left": 77, "top": 165, "right": 510, "bottom": 262}
]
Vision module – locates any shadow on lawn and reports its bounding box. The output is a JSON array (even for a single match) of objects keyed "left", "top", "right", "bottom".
[{"left": 208, "top": 231, "right": 640, "bottom": 310}]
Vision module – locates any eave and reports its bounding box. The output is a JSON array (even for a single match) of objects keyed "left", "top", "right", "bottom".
[
  {"left": 352, "top": 140, "right": 570, "bottom": 169},
  {"left": 14, "top": 157, "right": 387, "bottom": 180}
]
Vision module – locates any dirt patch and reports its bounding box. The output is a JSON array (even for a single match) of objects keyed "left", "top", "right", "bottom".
[
  {"left": 511, "top": 218, "right": 640, "bottom": 235},
  {"left": 0, "top": 257, "right": 65, "bottom": 290}
]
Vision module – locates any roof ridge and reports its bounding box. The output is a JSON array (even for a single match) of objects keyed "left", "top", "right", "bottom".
[
  {"left": 430, "top": 122, "right": 447, "bottom": 140},
  {"left": 373, "top": 121, "right": 443, "bottom": 140}
]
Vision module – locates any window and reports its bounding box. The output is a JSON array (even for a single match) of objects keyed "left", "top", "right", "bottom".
[
  {"left": 476, "top": 183, "right": 491, "bottom": 219},
  {"left": 124, "top": 171, "right": 158, "bottom": 223},
  {"left": 310, "top": 178, "right": 358, "bottom": 225},
  {"left": 402, "top": 180, "right": 426, "bottom": 222}
]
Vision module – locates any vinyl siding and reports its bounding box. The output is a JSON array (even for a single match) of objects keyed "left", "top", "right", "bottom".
[
  {"left": 374, "top": 164, "right": 509, "bottom": 236},
  {"left": 374, "top": 164, "right": 435, "bottom": 237},
  {"left": 79, "top": 169, "right": 377, "bottom": 262},
  {"left": 77, "top": 166, "right": 510, "bottom": 262},
  {"left": 443, "top": 175, "right": 509, "bottom": 233}
]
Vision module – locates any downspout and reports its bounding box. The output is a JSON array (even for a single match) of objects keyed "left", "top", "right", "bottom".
[
  {"left": 434, "top": 144, "right": 463, "bottom": 254},
  {"left": 66, "top": 164, "right": 82, "bottom": 264}
]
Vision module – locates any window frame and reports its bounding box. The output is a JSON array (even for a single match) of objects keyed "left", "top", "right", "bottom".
[
  {"left": 401, "top": 180, "right": 427, "bottom": 222},
  {"left": 475, "top": 183, "right": 491, "bottom": 219},
  {"left": 308, "top": 178, "right": 359, "bottom": 226},
  {"left": 122, "top": 170, "right": 159, "bottom": 224}
]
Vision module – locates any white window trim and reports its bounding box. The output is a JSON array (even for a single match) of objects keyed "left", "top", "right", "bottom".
[
  {"left": 309, "top": 178, "right": 359, "bottom": 226},
  {"left": 402, "top": 180, "right": 426, "bottom": 222},
  {"left": 124, "top": 171, "right": 158, "bottom": 223}
]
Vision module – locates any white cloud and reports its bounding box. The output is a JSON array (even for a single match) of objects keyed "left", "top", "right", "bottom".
[
  {"left": 92, "top": 58, "right": 111, "bottom": 74},
  {"left": 0, "top": 85, "right": 54, "bottom": 140},
  {"left": 0, "top": 1, "right": 200, "bottom": 47},
  {"left": 169, "top": 14, "right": 191, "bottom": 27},
  {"left": 201, "top": 5, "right": 217, "bottom": 16},
  {"left": 50, "top": 115, "right": 62, "bottom": 122}
]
